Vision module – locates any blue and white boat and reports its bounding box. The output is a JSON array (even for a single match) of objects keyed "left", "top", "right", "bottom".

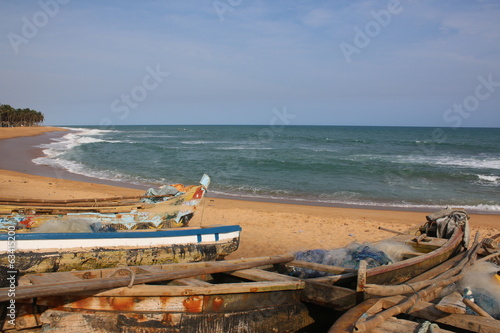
[{"left": 0, "top": 224, "right": 241, "bottom": 283}]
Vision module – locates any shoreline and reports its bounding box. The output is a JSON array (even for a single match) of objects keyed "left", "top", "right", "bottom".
[
  {"left": 0, "top": 126, "right": 498, "bottom": 258},
  {"left": 0, "top": 128, "right": 148, "bottom": 190}
]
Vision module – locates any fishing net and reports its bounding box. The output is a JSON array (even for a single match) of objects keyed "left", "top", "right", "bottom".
[
  {"left": 290, "top": 243, "right": 393, "bottom": 278},
  {"left": 466, "top": 289, "right": 500, "bottom": 319}
]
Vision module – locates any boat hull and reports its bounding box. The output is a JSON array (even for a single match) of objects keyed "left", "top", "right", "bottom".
[
  {"left": 287, "top": 224, "right": 467, "bottom": 311},
  {"left": 3, "top": 257, "right": 313, "bottom": 333},
  {"left": 0, "top": 183, "right": 208, "bottom": 232},
  {"left": 0, "top": 225, "right": 241, "bottom": 283},
  {"left": 36, "top": 290, "right": 311, "bottom": 333}
]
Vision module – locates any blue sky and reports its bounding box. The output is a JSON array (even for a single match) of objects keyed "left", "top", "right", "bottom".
[{"left": 1, "top": 0, "right": 499, "bottom": 127}]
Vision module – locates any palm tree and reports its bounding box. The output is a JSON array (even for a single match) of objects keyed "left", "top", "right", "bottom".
[{"left": 0, "top": 104, "right": 45, "bottom": 127}]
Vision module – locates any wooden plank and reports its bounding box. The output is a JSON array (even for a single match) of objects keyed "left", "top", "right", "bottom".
[
  {"left": 171, "top": 278, "right": 212, "bottom": 286},
  {"left": 32, "top": 256, "right": 281, "bottom": 284},
  {"left": 405, "top": 251, "right": 467, "bottom": 284},
  {"left": 300, "top": 280, "right": 357, "bottom": 311},
  {"left": 308, "top": 272, "right": 358, "bottom": 284},
  {"left": 3, "top": 204, "right": 144, "bottom": 213},
  {"left": 356, "top": 260, "right": 367, "bottom": 293},
  {"left": 287, "top": 260, "right": 356, "bottom": 275},
  {"left": 0, "top": 193, "right": 176, "bottom": 205},
  {"left": 375, "top": 317, "right": 453, "bottom": 333},
  {"left": 390, "top": 234, "right": 447, "bottom": 251},
  {"left": 435, "top": 292, "right": 467, "bottom": 314},
  {"left": 229, "top": 268, "right": 298, "bottom": 282},
  {"left": 328, "top": 298, "right": 381, "bottom": 332},
  {"left": 0, "top": 255, "right": 294, "bottom": 301},
  {"left": 381, "top": 296, "right": 499, "bottom": 333},
  {"left": 401, "top": 251, "right": 425, "bottom": 259},
  {"left": 74, "top": 280, "right": 305, "bottom": 297},
  {"left": 26, "top": 275, "right": 59, "bottom": 285}
]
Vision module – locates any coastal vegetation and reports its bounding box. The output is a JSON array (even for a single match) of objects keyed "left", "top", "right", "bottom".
[{"left": 0, "top": 104, "right": 44, "bottom": 127}]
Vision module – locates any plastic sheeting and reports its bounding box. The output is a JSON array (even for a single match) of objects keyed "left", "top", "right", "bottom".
[
  {"left": 424, "top": 208, "right": 470, "bottom": 248},
  {"left": 140, "top": 186, "right": 179, "bottom": 204}
]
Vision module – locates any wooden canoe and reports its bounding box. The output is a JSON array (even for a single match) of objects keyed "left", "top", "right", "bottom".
[
  {"left": 276, "top": 208, "right": 470, "bottom": 312},
  {"left": 0, "top": 256, "right": 314, "bottom": 333},
  {"left": 0, "top": 224, "right": 241, "bottom": 285},
  {"left": 0, "top": 174, "right": 211, "bottom": 231},
  {"left": 330, "top": 234, "right": 500, "bottom": 333}
]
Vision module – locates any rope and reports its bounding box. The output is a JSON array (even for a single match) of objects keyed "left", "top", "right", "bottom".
[
  {"left": 110, "top": 267, "right": 136, "bottom": 288},
  {"left": 417, "top": 321, "right": 439, "bottom": 333},
  {"left": 404, "top": 282, "right": 420, "bottom": 314}
]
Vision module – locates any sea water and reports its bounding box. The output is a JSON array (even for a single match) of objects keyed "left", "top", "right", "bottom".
[{"left": 33, "top": 125, "right": 500, "bottom": 213}]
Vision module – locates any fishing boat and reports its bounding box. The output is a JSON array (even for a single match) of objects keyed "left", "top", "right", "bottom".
[
  {"left": 330, "top": 234, "right": 500, "bottom": 333},
  {"left": 0, "top": 224, "right": 241, "bottom": 285},
  {"left": 1, "top": 256, "right": 313, "bottom": 332},
  {"left": 0, "top": 175, "right": 244, "bottom": 281},
  {"left": 0, "top": 174, "right": 211, "bottom": 231},
  {"left": 276, "top": 208, "right": 470, "bottom": 312}
]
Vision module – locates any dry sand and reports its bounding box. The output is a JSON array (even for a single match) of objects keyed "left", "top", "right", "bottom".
[
  {"left": 0, "top": 126, "right": 68, "bottom": 140},
  {"left": 1, "top": 126, "right": 498, "bottom": 259}
]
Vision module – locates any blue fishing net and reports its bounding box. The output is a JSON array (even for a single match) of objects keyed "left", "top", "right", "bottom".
[
  {"left": 466, "top": 289, "right": 500, "bottom": 319},
  {"left": 290, "top": 244, "right": 393, "bottom": 278}
]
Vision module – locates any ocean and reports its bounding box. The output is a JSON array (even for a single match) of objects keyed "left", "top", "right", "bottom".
[{"left": 33, "top": 125, "right": 500, "bottom": 213}]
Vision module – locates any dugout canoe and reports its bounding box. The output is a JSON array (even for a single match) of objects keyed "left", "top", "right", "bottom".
[
  {"left": 0, "top": 174, "right": 211, "bottom": 231},
  {"left": 276, "top": 208, "right": 470, "bottom": 312},
  {"left": 1, "top": 256, "right": 314, "bottom": 333},
  {"left": 330, "top": 235, "right": 500, "bottom": 333}
]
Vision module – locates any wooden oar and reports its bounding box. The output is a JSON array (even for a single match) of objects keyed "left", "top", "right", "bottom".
[{"left": 0, "top": 255, "right": 293, "bottom": 302}]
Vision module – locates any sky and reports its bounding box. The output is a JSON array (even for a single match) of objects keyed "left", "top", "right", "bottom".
[{"left": 1, "top": 0, "right": 499, "bottom": 127}]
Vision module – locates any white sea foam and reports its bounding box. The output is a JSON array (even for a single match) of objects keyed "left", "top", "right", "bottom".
[
  {"left": 209, "top": 189, "right": 500, "bottom": 213},
  {"left": 391, "top": 155, "right": 500, "bottom": 170},
  {"left": 217, "top": 146, "right": 272, "bottom": 150},
  {"left": 180, "top": 140, "right": 224, "bottom": 145},
  {"left": 34, "top": 128, "right": 120, "bottom": 160},
  {"left": 477, "top": 174, "right": 500, "bottom": 184},
  {"left": 32, "top": 127, "right": 142, "bottom": 184}
]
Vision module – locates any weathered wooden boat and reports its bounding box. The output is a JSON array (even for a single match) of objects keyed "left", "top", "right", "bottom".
[
  {"left": 0, "top": 224, "right": 241, "bottom": 285},
  {"left": 276, "top": 208, "right": 470, "bottom": 312},
  {"left": 0, "top": 256, "right": 314, "bottom": 332},
  {"left": 0, "top": 174, "right": 211, "bottom": 231},
  {"left": 330, "top": 233, "right": 500, "bottom": 333}
]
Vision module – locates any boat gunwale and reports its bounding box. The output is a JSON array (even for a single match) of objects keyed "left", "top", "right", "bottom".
[
  {"left": 0, "top": 225, "right": 242, "bottom": 241},
  {"left": 366, "top": 227, "right": 464, "bottom": 279}
]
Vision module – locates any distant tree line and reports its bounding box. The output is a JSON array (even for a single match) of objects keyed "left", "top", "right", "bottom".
[{"left": 0, "top": 104, "right": 44, "bottom": 127}]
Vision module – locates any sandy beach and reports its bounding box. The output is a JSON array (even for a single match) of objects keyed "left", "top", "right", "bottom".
[{"left": 0, "top": 127, "right": 498, "bottom": 259}]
